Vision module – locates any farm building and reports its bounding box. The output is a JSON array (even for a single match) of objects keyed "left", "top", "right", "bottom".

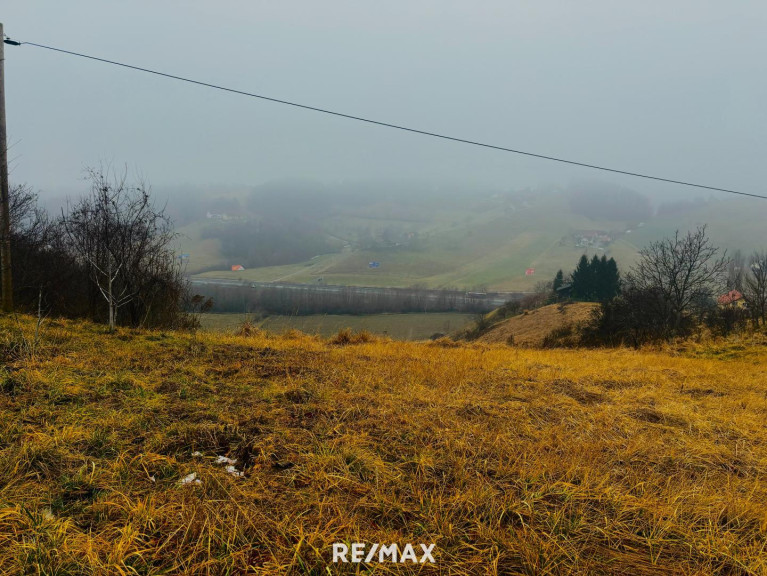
[{"left": 717, "top": 290, "right": 745, "bottom": 308}]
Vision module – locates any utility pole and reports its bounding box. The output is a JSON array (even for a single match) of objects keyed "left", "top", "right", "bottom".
[{"left": 0, "top": 22, "right": 14, "bottom": 312}]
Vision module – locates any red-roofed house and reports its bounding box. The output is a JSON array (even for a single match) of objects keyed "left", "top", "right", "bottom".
[{"left": 717, "top": 290, "right": 745, "bottom": 308}]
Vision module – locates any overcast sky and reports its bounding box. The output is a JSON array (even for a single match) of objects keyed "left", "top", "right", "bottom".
[{"left": 3, "top": 2, "right": 766, "bottom": 199}]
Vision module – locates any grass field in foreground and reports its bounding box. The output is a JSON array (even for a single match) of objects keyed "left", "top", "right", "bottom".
[
  {"left": 2, "top": 316, "right": 767, "bottom": 574},
  {"left": 200, "top": 312, "right": 476, "bottom": 340}
]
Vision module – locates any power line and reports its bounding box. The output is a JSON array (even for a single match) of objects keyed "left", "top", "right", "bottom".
[{"left": 6, "top": 37, "right": 767, "bottom": 201}]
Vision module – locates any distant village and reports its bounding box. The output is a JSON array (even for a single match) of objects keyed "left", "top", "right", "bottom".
[
  {"left": 567, "top": 223, "right": 645, "bottom": 250},
  {"left": 205, "top": 211, "right": 245, "bottom": 222},
  {"left": 572, "top": 230, "right": 615, "bottom": 249}
]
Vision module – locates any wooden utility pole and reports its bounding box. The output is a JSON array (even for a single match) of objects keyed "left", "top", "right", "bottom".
[{"left": 0, "top": 22, "right": 14, "bottom": 312}]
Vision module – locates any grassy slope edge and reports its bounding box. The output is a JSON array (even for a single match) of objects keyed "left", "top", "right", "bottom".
[
  {"left": 475, "top": 302, "right": 600, "bottom": 347},
  {"left": 1, "top": 316, "right": 767, "bottom": 574}
]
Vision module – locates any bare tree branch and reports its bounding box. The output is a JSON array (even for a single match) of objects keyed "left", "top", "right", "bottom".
[{"left": 626, "top": 225, "right": 728, "bottom": 335}]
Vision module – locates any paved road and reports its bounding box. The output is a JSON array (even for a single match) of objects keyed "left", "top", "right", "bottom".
[{"left": 189, "top": 277, "right": 530, "bottom": 308}]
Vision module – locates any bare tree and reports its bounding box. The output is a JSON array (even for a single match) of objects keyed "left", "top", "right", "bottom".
[
  {"left": 9, "top": 183, "right": 38, "bottom": 230},
  {"left": 742, "top": 251, "right": 767, "bottom": 326},
  {"left": 627, "top": 226, "right": 728, "bottom": 334},
  {"left": 6, "top": 183, "right": 100, "bottom": 320},
  {"left": 726, "top": 249, "right": 745, "bottom": 291},
  {"left": 62, "top": 166, "right": 179, "bottom": 331}
]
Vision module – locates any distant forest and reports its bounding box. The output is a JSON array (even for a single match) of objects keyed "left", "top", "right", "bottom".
[{"left": 202, "top": 221, "right": 338, "bottom": 269}]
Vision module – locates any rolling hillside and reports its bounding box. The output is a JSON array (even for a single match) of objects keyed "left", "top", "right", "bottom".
[
  {"left": 185, "top": 191, "right": 638, "bottom": 291},
  {"left": 179, "top": 185, "right": 767, "bottom": 292}
]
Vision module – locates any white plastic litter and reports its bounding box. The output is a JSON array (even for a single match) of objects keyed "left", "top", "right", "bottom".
[
  {"left": 191, "top": 451, "right": 203, "bottom": 457},
  {"left": 225, "top": 465, "right": 244, "bottom": 478},
  {"left": 179, "top": 472, "right": 202, "bottom": 486},
  {"left": 215, "top": 455, "right": 237, "bottom": 465}
]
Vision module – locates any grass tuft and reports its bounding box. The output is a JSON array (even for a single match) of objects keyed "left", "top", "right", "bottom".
[{"left": 329, "top": 328, "right": 375, "bottom": 345}]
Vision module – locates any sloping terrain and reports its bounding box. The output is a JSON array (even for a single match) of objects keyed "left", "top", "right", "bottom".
[
  {"left": 184, "top": 186, "right": 767, "bottom": 292},
  {"left": 186, "top": 190, "right": 643, "bottom": 291},
  {"left": 478, "top": 302, "right": 599, "bottom": 346},
  {"left": 1, "top": 316, "right": 767, "bottom": 574}
]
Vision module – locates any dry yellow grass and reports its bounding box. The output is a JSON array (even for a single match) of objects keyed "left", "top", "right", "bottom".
[
  {"left": 1, "top": 315, "right": 767, "bottom": 574},
  {"left": 478, "top": 302, "right": 599, "bottom": 346}
]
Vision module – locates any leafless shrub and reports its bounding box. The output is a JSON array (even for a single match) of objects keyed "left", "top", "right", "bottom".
[
  {"left": 742, "top": 251, "right": 767, "bottom": 326},
  {"left": 61, "top": 165, "right": 184, "bottom": 330},
  {"left": 626, "top": 225, "right": 728, "bottom": 336}
]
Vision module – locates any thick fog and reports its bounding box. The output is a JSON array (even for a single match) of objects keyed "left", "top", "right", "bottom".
[{"left": 3, "top": 2, "right": 766, "bottom": 201}]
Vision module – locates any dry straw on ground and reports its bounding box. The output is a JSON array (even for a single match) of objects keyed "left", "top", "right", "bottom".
[
  {"left": 478, "top": 302, "right": 599, "bottom": 347},
  {"left": 1, "top": 316, "right": 766, "bottom": 574}
]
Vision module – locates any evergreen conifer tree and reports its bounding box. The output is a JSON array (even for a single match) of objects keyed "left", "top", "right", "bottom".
[
  {"left": 604, "top": 256, "right": 621, "bottom": 300},
  {"left": 553, "top": 269, "right": 564, "bottom": 291},
  {"left": 571, "top": 255, "right": 591, "bottom": 300},
  {"left": 595, "top": 254, "right": 609, "bottom": 301},
  {"left": 571, "top": 253, "right": 621, "bottom": 302},
  {"left": 589, "top": 254, "right": 602, "bottom": 300}
]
